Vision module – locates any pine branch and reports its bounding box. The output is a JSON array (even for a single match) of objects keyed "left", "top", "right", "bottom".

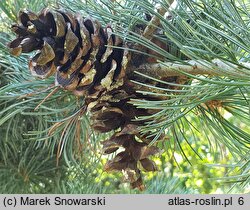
[{"left": 133, "top": 59, "right": 250, "bottom": 78}]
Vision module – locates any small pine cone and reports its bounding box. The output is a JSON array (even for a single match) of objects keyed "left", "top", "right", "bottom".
[{"left": 8, "top": 9, "right": 128, "bottom": 97}]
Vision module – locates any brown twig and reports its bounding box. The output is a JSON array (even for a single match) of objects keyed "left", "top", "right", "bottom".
[
  {"left": 18, "top": 84, "right": 55, "bottom": 99},
  {"left": 34, "top": 87, "right": 59, "bottom": 111},
  {"left": 130, "top": 1, "right": 174, "bottom": 67},
  {"left": 142, "top": 0, "right": 174, "bottom": 40}
]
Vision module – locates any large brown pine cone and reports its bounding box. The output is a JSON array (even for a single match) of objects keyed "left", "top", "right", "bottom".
[{"left": 8, "top": 8, "right": 174, "bottom": 190}]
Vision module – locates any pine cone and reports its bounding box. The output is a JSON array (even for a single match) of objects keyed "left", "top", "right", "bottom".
[
  {"left": 8, "top": 8, "right": 166, "bottom": 190},
  {"left": 8, "top": 9, "right": 126, "bottom": 96}
]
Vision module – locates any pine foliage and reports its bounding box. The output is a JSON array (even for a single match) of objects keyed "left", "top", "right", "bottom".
[{"left": 0, "top": 0, "right": 249, "bottom": 193}]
